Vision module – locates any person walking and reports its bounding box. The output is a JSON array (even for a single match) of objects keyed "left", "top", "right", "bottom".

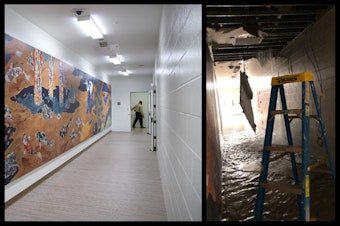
[{"left": 131, "top": 100, "right": 145, "bottom": 128}]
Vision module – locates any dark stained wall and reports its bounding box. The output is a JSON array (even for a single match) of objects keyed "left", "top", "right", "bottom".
[{"left": 206, "top": 40, "right": 222, "bottom": 221}]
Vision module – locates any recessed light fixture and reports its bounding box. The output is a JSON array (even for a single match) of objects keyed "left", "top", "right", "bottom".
[
  {"left": 109, "top": 55, "right": 121, "bottom": 65},
  {"left": 120, "top": 69, "right": 129, "bottom": 76},
  {"left": 77, "top": 15, "right": 103, "bottom": 39}
]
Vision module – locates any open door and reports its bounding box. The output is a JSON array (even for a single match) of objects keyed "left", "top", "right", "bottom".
[{"left": 130, "top": 92, "right": 149, "bottom": 128}]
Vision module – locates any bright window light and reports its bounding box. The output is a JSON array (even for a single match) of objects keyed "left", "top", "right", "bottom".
[{"left": 77, "top": 15, "right": 103, "bottom": 39}]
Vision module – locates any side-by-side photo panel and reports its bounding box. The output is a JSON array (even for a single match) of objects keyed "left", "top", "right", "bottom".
[{"left": 5, "top": 4, "right": 202, "bottom": 222}]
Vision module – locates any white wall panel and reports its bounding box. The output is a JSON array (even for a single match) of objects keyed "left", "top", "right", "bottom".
[{"left": 154, "top": 4, "right": 202, "bottom": 221}]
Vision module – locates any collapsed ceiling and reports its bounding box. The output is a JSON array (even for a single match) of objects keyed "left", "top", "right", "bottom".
[{"left": 206, "top": 4, "right": 334, "bottom": 63}]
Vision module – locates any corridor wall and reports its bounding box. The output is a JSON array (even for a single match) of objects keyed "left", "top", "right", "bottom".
[{"left": 154, "top": 5, "right": 202, "bottom": 221}]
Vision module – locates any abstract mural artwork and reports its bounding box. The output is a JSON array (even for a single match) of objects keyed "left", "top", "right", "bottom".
[{"left": 4, "top": 33, "right": 112, "bottom": 185}]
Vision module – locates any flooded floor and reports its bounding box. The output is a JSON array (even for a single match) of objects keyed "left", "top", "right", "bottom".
[{"left": 220, "top": 129, "right": 335, "bottom": 222}]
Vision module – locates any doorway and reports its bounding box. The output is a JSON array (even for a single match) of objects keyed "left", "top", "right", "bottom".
[{"left": 130, "top": 92, "right": 149, "bottom": 128}]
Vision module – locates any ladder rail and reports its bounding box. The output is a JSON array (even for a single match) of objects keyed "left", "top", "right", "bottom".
[
  {"left": 309, "top": 81, "right": 336, "bottom": 182},
  {"left": 254, "top": 85, "right": 278, "bottom": 220},
  {"left": 279, "top": 85, "right": 300, "bottom": 186},
  {"left": 301, "top": 81, "right": 311, "bottom": 221},
  {"left": 279, "top": 85, "right": 302, "bottom": 218}
]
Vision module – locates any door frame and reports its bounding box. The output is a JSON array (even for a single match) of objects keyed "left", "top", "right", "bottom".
[{"left": 130, "top": 91, "right": 149, "bottom": 128}]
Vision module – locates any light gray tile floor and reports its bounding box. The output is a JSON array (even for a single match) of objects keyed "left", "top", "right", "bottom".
[{"left": 5, "top": 129, "right": 167, "bottom": 221}]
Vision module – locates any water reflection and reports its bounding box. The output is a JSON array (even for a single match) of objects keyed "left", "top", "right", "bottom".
[{"left": 220, "top": 130, "right": 335, "bottom": 221}]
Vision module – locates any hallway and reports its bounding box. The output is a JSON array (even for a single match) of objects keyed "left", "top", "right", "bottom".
[{"left": 5, "top": 129, "right": 167, "bottom": 221}]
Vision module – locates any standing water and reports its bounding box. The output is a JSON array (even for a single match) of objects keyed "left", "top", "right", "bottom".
[{"left": 220, "top": 129, "right": 335, "bottom": 221}]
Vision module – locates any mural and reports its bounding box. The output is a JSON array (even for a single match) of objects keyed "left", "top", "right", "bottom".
[{"left": 4, "top": 33, "right": 112, "bottom": 186}]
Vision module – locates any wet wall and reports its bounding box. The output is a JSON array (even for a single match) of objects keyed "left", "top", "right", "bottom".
[{"left": 206, "top": 40, "right": 223, "bottom": 221}]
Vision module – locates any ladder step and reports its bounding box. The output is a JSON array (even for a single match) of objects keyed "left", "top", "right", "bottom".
[
  {"left": 265, "top": 145, "right": 302, "bottom": 153},
  {"left": 308, "top": 161, "right": 324, "bottom": 171},
  {"left": 270, "top": 109, "right": 318, "bottom": 121},
  {"left": 311, "top": 168, "right": 333, "bottom": 174},
  {"left": 261, "top": 182, "right": 301, "bottom": 195},
  {"left": 288, "top": 114, "right": 319, "bottom": 121},
  {"left": 270, "top": 109, "right": 302, "bottom": 116},
  {"left": 308, "top": 161, "right": 332, "bottom": 174}
]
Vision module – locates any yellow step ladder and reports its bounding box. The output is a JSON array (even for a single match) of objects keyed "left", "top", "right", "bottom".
[{"left": 254, "top": 72, "right": 335, "bottom": 221}]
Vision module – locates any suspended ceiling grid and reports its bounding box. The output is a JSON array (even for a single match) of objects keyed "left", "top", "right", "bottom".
[{"left": 206, "top": 4, "right": 334, "bottom": 62}]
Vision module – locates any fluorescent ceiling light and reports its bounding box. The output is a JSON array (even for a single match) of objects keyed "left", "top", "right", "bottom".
[
  {"left": 120, "top": 69, "right": 129, "bottom": 76},
  {"left": 77, "top": 15, "right": 103, "bottom": 39},
  {"left": 109, "top": 55, "right": 121, "bottom": 65}
]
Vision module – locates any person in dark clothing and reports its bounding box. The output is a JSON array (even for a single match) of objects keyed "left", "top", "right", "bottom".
[{"left": 131, "top": 100, "right": 145, "bottom": 128}]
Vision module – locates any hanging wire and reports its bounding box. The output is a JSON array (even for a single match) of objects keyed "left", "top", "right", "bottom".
[
  {"left": 307, "top": 25, "right": 323, "bottom": 93},
  {"left": 304, "top": 25, "right": 324, "bottom": 93},
  {"left": 242, "top": 47, "right": 246, "bottom": 73},
  {"left": 307, "top": 25, "right": 324, "bottom": 117},
  {"left": 304, "top": 24, "right": 325, "bottom": 145},
  {"left": 303, "top": 25, "right": 324, "bottom": 112},
  {"left": 287, "top": 57, "right": 293, "bottom": 74}
]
